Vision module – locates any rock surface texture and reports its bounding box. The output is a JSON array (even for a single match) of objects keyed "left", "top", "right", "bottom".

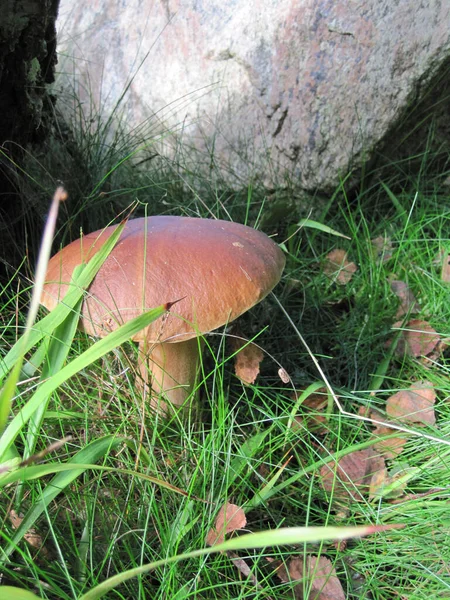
[{"left": 57, "top": 0, "right": 450, "bottom": 191}]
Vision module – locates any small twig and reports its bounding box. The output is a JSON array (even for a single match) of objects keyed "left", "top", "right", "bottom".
[
  {"left": 19, "top": 435, "right": 72, "bottom": 467},
  {"left": 0, "top": 435, "right": 72, "bottom": 474}
]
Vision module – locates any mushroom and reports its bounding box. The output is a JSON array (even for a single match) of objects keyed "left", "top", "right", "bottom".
[{"left": 41, "top": 216, "right": 285, "bottom": 411}]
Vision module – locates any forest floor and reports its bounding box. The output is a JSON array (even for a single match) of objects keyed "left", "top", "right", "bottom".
[{"left": 1, "top": 101, "right": 450, "bottom": 599}]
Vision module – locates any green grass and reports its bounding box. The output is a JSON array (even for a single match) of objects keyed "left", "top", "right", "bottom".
[{"left": 1, "top": 100, "right": 450, "bottom": 599}]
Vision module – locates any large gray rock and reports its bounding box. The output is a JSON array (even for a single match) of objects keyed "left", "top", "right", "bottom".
[{"left": 56, "top": 0, "right": 450, "bottom": 191}]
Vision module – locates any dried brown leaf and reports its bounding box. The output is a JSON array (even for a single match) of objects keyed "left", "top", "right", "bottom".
[
  {"left": 386, "top": 381, "right": 436, "bottom": 426},
  {"left": 369, "top": 466, "right": 407, "bottom": 500},
  {"left": 206, "top": 503, "right": 246, "bottom": 546},
  {"left": 323, "top": 249, "right": 357, "bottom": 285},
  {"left": 390, "top": 280, "right": 419, "bottom": 318},
  {"left": 434, "top": 249, "right": 450, "bottom": 282},
  {"left": 369, "top": 467, "right": 388, "bottom": 500},
  {"left": 9, "top": 509, "right": 47, "bottom": 554},
  {"left": 320, "top": 449, "right": 385, "bottom": 502},
  {"left": 394, "top": 319, "right": 440, "bottom": 357},
  {"left": 441, "top": 252, "right": 450, "bottom": 283},
  {"left": 371, "top": 235, "right": 393, "bottom": 263},
  {"left": 277, "top": 555, "right": 345, "bottom": 600},
  {"left": 233, "top": 341, "right": 264, "bottom": 385},
  {"left": 358, "top": 407, "right": 409, "bottom": 459},
  {"left": 293, "top": 390, "right": 330, "bottom": 434},
  {"left": 372, "top": 425, "right": 408, "bottom": 459}
]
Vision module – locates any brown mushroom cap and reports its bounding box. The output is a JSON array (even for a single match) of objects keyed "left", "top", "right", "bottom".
[{"left": 42, "top": 216, "right": 285, "bottom": 342}]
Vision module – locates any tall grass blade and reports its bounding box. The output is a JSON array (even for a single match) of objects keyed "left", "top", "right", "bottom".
[
  {"left": 0, "top": 304, "right": 168, "bottom": 459},
  {"left": 0, "top": 188, "right": 66, "bottom": 431},
  {"left": 23, "top": 297, "right": 82, "bottom": 463},
  {"left": 1, "top": 435, "right": 124, "bottom": 561},
  {"left": 0, "top": 221, "right": 126, "bottom": 382},
  {"left": 0, "top": 587, "right": 42, "bottom": 599},
  {"left": 297, "top": 218, "right": 351, "bottom": 239},
  {"left": 79, "top": 524, "right": 399, "bottom": 600}
]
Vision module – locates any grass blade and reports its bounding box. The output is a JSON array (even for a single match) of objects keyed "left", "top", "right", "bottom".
[
  {"left": 0, "top": 463, "right": 189, "bottom": 498},
  {"left": 23, "top": 297, "right": 82, "bottom": 462},
  {"left": 1, "top": 435, "right": 124, "bottom": 561},
  {"left": 0, "top": 304, "right": 168, "bottom": 459},
  {"left": 0, "top": 221, "right": 126, "bottom": 382},
  {"left": 79, "top": 524, "right": 400, "bottom": 600},
  {"left": 0, "top": 188, "right": 66, "bottom": 431},
  {"left": 0, "top": 587, "right": 42, "bottom": 599},
  {"left": 297, "top": 218, "right": 351, "bottom": 239}
]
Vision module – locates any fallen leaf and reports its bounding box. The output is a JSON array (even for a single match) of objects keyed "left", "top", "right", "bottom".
[
  {"left": 394, "top": 319, "right": 440, "bottom": 357},
  {"left": 206, "top": 503, "right": 246, "bottom": 546},
  {"left": 369, "top": 467, "right": 389, "bottom": 500},
  {"left": 369, "top": 466, "right": 407, "bottom": 500},
  {"left": 358, "top": 406, "right": 409, "bottom": 459},
  {"left": 233, "top": 340, "right": 264, "bottom": 385},
  {"left": 371, "top": 235, "right": 393, "bottom": 263},
  {"left": 9, "top": 510, "right": 47, "bottom": 555},
  {"left": 386, "top": 381, "right": 436, "bottom": 426},
  {"left": 320, "top": 449, "right": 385, "bottom": 502},
  {"left": 390, "top": 280, "right": 419, "bottom": 318},
  {"left": 441, "top": 252, "right": 450, "bottom": 283},
  {"left": 277, "top": 555, "right": 345, "bottom": 600},
  {"left": 434, "top": 249, "right": 450, "bottom": 283},
  {"left": 323, "top": 249, "right": 357, "bottom": 285},
  {"left": 372, "top": 425, "right": 408, "bottom": 459},
  {"left": 293, "top": 389, "right": 330, "bottom": 435}
]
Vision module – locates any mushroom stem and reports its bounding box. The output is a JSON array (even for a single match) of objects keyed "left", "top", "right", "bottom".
[{"left": 138, "top": 338, "right": 203, "bottom": 411}]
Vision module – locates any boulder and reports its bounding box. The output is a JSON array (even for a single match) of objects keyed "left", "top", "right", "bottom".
[{"left": 56, "top": 0, "right": 450, "bottom": 191}]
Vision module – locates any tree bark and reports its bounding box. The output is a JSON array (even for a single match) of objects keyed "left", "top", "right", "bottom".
[
  {"left": 0, "top": 0, "right": 60, "bottom": 278},
  {"left": 0, "top": 0, "right": 59, "bottom": 146}
]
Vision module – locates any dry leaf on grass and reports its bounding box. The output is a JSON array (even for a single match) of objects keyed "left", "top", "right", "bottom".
[
  {"left": 394, "top": 319, "right": 440, "bottom": 357},
  {"left": 390, "top": 280, "right": 419, "bottom": 318},
  {"left": 232, "top": 340, "right": 264, "bottom": 385},
  {"left": 441, "top": 251, "right": 450, "bottom": 283},
  {"left": 369, "top": 466, "right": 407, "bottom": 500},
  {"left": 434, "top": 249, "right": 450, "bottom": 283},
  {"left": 371, "top": 235, "right": 393, "bottom": 263},
  {"left": 320, "top": 448, "right": 385, "bottom": 502},
  {"left": 372, "top": 424, "right": 408, "bottom": 459},
  {"left": 369, "top": 467, "right": 389, "bottom": 500},
  {"left": 386, "top": 381, "right": 436, "bottom": 426},
  {"left": 292, "top": 389, "right": 330, "bottom": 435},
  {"left": 276, "top": 555, "right": 345, "bottom": 600},
  {"left": 206, "top": 503, "right": 246, "bottom": 546},
  {"left": 323, "top": 249, "right": 357, "bottom": 285},
  {"left": 9, "top": 509, "right": 48, "bottom": 555},
  {"left": 358, "top": 406, "right": 409, "bottom": 459}
]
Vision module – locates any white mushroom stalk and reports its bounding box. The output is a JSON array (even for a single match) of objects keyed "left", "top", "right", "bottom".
[{"left": 138, "top": 337, "right": 204, "bottom": 411}]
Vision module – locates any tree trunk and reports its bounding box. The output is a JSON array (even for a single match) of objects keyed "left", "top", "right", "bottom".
[{"left": 0, "top": 0, "right": 60, "bottom": 278}]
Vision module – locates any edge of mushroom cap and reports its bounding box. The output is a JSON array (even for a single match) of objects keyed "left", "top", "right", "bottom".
[{"left": 42, "top": 216, "right": 285, "bottom": 342}]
